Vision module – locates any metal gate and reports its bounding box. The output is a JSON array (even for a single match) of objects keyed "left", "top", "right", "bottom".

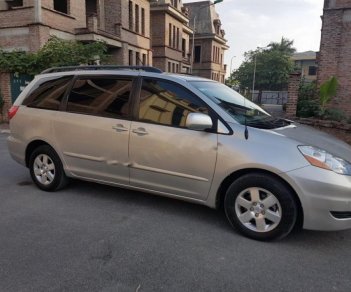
[{"left": 10, "top": 73, "right": 32, "bottom": 102}]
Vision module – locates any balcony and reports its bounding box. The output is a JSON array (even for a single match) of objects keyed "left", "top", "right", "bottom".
[{"left": 75, "top": 14, "right": 122, "bottom": 48}]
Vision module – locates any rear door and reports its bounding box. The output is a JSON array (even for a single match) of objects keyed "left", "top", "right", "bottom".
[
  {"left": 129, "top": 78, "right": 218, "bottom": 200},
  {"left": 53, "top": 75, "right": 134, "bottom": 185}
]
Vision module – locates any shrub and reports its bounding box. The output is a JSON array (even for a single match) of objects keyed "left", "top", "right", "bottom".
[
  {"left": 323, "top": 108, "right": 346, "bottom": 122},
  {"left": 319, "top": 76, "right": 338, "bottom": 116},
  {"left": 296, "top": 81, "right": 318, "bottom": 118}
]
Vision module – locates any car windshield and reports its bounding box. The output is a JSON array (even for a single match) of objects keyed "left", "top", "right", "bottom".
[{"left": 190, "top": 81, "right": 290, "bottom": 129}]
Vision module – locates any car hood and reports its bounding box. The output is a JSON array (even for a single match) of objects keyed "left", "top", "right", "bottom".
[{"left": 272, "top": 122, "right": 351, "bottom": 161}]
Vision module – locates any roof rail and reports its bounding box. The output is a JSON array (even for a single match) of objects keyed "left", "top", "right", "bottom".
[{"left": 41, "top": 65, "right": 163, "bottom": 74}]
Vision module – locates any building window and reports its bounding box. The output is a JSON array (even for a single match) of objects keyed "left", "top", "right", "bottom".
[
  {"left": 135, "top": 4, "right": 139, "bottom": 33},
  {"left": 171, "top": 0, "right": 178, "bottom": 9},
  {"left": 141, "top": 8, "right": 145, "bottom": 35},
  {"left": 54, "top": 0, "right": 68, "bottom": 14},
  {"left": 129, "top": 1, "right": 133, "bottom": 30},
  {"left": 142, "top": 54, "right": 147, "bottom": 65},
  {"left": 169, "top": 24, "right": 172, "bottom": 47},
  {"left": 168, "top": 62, "right": 171, "bottom": 72},
  {"left": 308, "top": 66, "right": 317, "bottom": 76},
  {"left": 194, "top": 46, "right": 201, "bottom": 63},
  {"left": 129, "top": 50, "right": 133, "bottom": 65},
  {"left": 7, "top": 0, "right": 23, "bottom": 8},
  {"left": 172, "top": 63, "right": 175, "bottom": 73},
  {"left": 176, "top": 28, "right": 180, "bottom": 50},
  {"left": 136, "top": 52, "right": 140, "bottom": 65},
  {"left": 176, "top": 64, "right": 179, "bottom": 73},
  {"left": 182, "top": 39, "right": 186, "bottom": 57},
  {"left": 173, "top": 26, "right": 176, "bottom": 48}
]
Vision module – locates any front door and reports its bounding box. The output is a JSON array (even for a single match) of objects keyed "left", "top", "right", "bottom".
[
  {"left": 53, "top": 75, "right": 134, "bottom": 185},
  {"left": 129, "top": 78, "right": 218, "bottom": 200}
]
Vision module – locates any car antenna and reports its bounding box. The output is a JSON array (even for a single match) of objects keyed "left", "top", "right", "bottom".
[{"left": 244, "top": 93, "right": 249, "bottom": 140}]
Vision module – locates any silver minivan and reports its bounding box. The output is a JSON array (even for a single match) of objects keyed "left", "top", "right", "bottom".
[{"left": 7, "top": 66, "right": 351, "bottom": 240}]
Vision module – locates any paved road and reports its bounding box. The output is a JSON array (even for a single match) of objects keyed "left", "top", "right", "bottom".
[{"left": 0, "top": 133, "right": 351, "bottom": 292}]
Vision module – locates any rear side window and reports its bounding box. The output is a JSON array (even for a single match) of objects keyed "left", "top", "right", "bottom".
[
  {"left": 67, "top": 77, "right": 132, "bottom": 119},
  {"left": 23, "top": 76, "right": 72, "bottom": 110},
  {"left": 138, "top": 78, "right": 210, "bottom": 128}
]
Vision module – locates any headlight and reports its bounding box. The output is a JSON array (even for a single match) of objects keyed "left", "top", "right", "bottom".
[{"left": 298, "top": 146, "right": 351, "bottom": 176}]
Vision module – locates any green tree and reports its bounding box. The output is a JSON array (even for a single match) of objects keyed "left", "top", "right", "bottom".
[
  {"left": 0, "top": 37, "right": 109, "bottom": 75},
  {"left": 230, "top": 37, "right": 296, "bottom": 98},
  {"left": 267, "top": 37, "right": 296, "bottom": 55}
]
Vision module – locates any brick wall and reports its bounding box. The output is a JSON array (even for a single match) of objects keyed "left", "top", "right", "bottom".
[
  {"left": 104, "top": 0, "right": 120, "bottom": 35},
  {"left": 0, "top": 7, "right": 34, "bottom": 28},
  {"left": 151, "top": 11, "right": 166, "bottom": 47},
  {"left": 28, "top": 24, "right": 51, "bottom": 51},
  {"left": 41, "top": 4, "right": 86, "bottom": 35},
  {"left": 0, "top": 73, "right": 11, "bottom": 122},
  {"left": 317, "top": 0, "right": 351, "bottom": 116}
]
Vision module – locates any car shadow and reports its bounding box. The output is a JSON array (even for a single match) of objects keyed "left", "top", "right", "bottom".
[{"left": 34, "top": 178, "right": 351, "bottom": 245}]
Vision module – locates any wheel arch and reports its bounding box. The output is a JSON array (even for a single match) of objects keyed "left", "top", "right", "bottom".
[
  {"left": 215, "top": 168, "right": 304, "bottom": 229},
  {"left": 25, "top": 140, "right": 52, "bottom": 167}
]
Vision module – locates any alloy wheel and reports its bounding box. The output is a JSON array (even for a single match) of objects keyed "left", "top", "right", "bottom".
[
  {"left": 235, "top": 187, "right": 282, "bottom": 232},
  {"left": 33, "top": 154, "right": 56, "bottom": 186}
]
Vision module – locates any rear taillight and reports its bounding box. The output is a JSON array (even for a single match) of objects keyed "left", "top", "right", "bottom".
[{"left": 8, "top": 106, "right": 19, "bottom": 120}]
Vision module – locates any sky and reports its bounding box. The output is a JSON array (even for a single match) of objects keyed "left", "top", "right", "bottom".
[{"left": 183, "top": 0, "right": 324, "bottom": 74}]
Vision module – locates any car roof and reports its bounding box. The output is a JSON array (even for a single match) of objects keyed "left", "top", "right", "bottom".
[{"left": 37, "top": 70, "right": 214, "bottom": 83}]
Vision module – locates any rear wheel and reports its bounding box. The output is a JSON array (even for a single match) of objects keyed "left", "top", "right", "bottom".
[
  {"left": 224, "top": 173, "right": 297, "bottom": 241},
  {"left": 29, "top": 145, "right": 68, "bottom": 191}
]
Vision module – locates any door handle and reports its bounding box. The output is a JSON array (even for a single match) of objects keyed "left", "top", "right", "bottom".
[
  {"left": 112, "top": 124, "right": 129, "bottom": 132},
  {"left": 132, "top": 127, "right": 148, "bottom": 136}
]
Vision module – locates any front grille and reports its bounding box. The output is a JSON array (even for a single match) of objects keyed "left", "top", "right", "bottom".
[{"left": 330, "top": 211, "right": 351, "bottom": 219}]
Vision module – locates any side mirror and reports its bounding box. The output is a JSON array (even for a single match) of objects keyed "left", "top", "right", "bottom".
[{"left": 186, "top": 113, "right": 213, "bottom": 131}]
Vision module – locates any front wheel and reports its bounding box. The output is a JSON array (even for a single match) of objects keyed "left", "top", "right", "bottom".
[
  {"left": 224, "top": 173, "right": 298, "bottom": 241},
  {"left": 29, "top": 145, "right": 68, "bottom": 191}
]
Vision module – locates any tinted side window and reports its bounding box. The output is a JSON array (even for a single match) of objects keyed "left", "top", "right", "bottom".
[
  {"left": 138, "top": 79, "right": 209, "bottom": 127},
  {"left": 23, "top": 76, "right": 72, "bottom": 110},
  {"left": 67, "top": 77, "right": 132, "bottom": 119}
]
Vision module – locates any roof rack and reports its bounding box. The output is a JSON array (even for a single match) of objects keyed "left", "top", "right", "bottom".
[{"left": 41, "top": 65, "right": 163, "bottom": 74}]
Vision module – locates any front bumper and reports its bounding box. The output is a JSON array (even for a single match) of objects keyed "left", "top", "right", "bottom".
[{"left": 283, "top": 166, "right": 351, "bottom": 231}]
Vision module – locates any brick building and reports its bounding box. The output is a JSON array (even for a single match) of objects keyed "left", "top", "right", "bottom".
[
  {"left": 150, "top": 0, "right": 193, "bottom": 74},
  {"left": 0, "top": 0, "right": 152, "bottom": 65},
  {"left": 292, "top": 51, "right": 318, "bottom": 83},
  {"left": 317, "top": 0, "right": 351, "bottom": 115},
  {"left": 184, "top": 1, "right": 228, "bottom": 83}
]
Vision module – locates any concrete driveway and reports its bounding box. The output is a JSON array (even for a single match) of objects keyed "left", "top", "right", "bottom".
[{"left": 0, "top": 132, "right": 351, "bottom": 292}]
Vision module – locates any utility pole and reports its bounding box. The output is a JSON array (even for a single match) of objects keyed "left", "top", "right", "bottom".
[{"left": 230, "top": 55, "right": 236, "bottom": 83}]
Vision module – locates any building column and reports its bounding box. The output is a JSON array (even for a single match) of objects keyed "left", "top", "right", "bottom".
[
  {"left": 0, "top": 72, "right": 12, "bottom": 122},
  {"left": 286, "top": 72, "right": 301, "bottom": 118},
  {"left": 28, "top": 24, "right": 51, "bottom": 52}
]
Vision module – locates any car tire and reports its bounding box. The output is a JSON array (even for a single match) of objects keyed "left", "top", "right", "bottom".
[
  {"left": 224, "top": 173, "right": 298, "bottom": 241},
  {"left": 29, "top": 145, "right": 68, "bottom": 191}
]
